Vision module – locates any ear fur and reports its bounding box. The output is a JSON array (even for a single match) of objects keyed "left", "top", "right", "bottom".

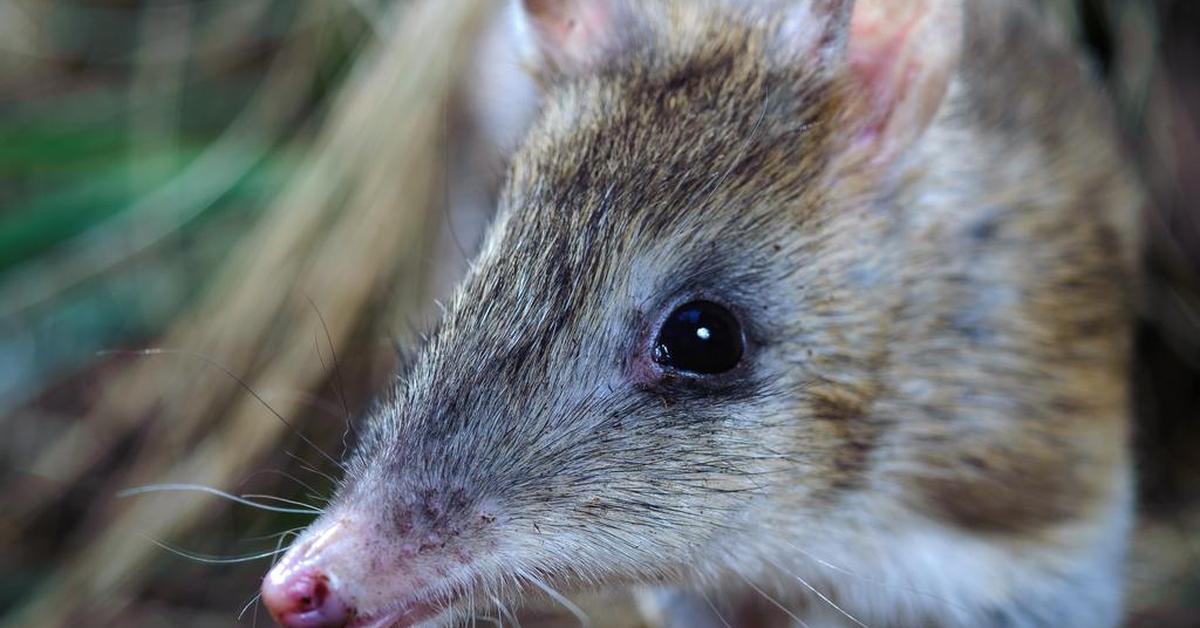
[
  {"left": 511, "top": 0, "right": 635, "bottom": 77},
  {"left": 844, "top": 0, "right": 964, "bottom": 162},
  {"left": 512, "top": 0, "right": 962, "bottom": 163},
  {"left": 772, "top": 0, "right": 962, "bottom": 163},
  {"left": 769, "top": 0, "right": 855, "bottom": 67},
  {"left": 843, "top": 0, "right": 963, "bottom": 163}
]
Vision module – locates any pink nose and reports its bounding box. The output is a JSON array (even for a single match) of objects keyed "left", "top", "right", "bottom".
[{"left": 262, "top": 567, "right": 351, "bottom": 628}]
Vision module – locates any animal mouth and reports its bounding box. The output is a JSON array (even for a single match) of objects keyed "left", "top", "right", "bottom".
[
  {"left": 346, "top": 604, "right": 436, "bottom": 628},
  {"left": 346, "top": 591, "right": 459, "bottom": 628}
]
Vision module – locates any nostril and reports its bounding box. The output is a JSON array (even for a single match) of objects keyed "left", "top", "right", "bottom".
[
  {"left": 295, "top": 574, "right": 326, "bottom": 611},
  {"left": 262, "top": 567, "right": 351, "bottom": 628}
]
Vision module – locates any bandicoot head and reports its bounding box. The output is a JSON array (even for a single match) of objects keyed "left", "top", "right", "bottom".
[{"left": 261, "top": 0, "right": 1136, "bottom": 626}]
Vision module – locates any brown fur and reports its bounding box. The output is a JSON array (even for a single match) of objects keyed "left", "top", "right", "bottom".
[{"left": 265, "top": 1, "right": 1139, "bottom": 626}]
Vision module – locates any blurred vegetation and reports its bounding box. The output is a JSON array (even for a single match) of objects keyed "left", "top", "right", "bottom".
[
  {"left": 0, "top": 0, "right": 1196, "bottom": 626},
  {"left": 0, "top": 1, "right": 438, "bottom": 625},
  {"left": 0, "top": 0, "right": 373, "bottom": 411}
]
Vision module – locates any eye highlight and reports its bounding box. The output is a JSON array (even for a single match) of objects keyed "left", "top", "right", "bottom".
[{"left": 653, "top": 300, "right": 745, "bottom": 375}]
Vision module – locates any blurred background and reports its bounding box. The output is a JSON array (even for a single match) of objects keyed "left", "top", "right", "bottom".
[{"left": 0, "top": 0, "right": 1196, "bottom": 626}]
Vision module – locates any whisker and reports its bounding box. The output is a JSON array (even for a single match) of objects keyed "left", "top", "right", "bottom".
[
  {"left": 119, "top": 483, "right": 321, "bottom": 515},
  {"left": 763, "top": 556, "right": 868, "bottom": 628},
  {"left": 737, "top": 574, "right": 810, "bottom": 628},
  {"left": 145, "top": 536, "right": 290, "bottom": 564},
  {"left": 259, "top": 388, "right": 347, "bottom": 420},
  {"left": 241, "top": 526, "right": 307, "bottom": 544},
  {"left": 697, "top": 589, "right": 734, "bottom": 628},
  {"left": 519, "top": 571, "right": 589, "bottom": 627},
  {"left": 271, "top": 527, "right": 304, "bottom": 568},
  {"left": 238, "top": 592, "right": 262, "bottom": 622},
  {"left": 778, "top": 540, "right": 971, "bottom": 613},
  {"left": 240, "top": 493, "right": 325, "bottom": 514},
  {"left": 239, "top": 468, "right": 327, "bottom": 498},
  {"left": 469, "top": 585, "right": 477, "bottom": 628},
  {"left": 472, "top": 617, "right": 501, "bottom": 627},
  {"left": 99, "top": 348, "right": 345, "bottom": 471},
  {"left": 490, "top": 594, "right": 522, "bottom": 628},
  {"left": 304, "top": 294, "right": 354, "bottom": 444},
  {"left": 287, "top": 451, "right": 340, "bottom": 485}
]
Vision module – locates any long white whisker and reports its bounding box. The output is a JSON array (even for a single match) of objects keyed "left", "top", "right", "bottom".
[
  {"left": 271, "top": 527, "right": 305, "bottom": 567},
  {"left": 697, "top": 589, "right": 734, "bottom": 628},
  {"left": 490, "top": 594, "right": 521, "bottom": 628},
  {"left": 240, "top": 493, "right": 325, "bottom": 513},
  {"left": 779, "top": 540, "right": 971, "bottom": 613},
  {"left": 764, "top": 556, "right": 868, "bottom": 628},
  {"left": 738, "top": 574, "right": 810, "bottom": 628},
  {"left": 118, "top": 483, "right": 321, "bottom": 515},
  {"left": 238, "top": 592, "right": 262, "bottom": 621},
  {"left": 241, "top": 526, "right": 307, "bottom": 544},
  {"left": 99, "top": 348, "right": 344, "bottom": 470},
  {"left": 520, "top": 571, "right": 589, "bottom": 627},
  {"left": 287, "top": 451, "right": 340, "bottom": 485},
  {"left": 146, "top": 536, "right": 289, "bottom": 564},
  {"left": 469, "top": 585, "right": 477, "bottom": 628},
  {"left": 239, "top": 468, "right": 329, "bottom": 504}
]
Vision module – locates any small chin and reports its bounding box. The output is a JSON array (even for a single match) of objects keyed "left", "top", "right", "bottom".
[
  {"left": 348, "top": 598, "right": 451, "bottom": 628},
  {"left": 348, "top": 593, "right": 468, "bottom": 624}
]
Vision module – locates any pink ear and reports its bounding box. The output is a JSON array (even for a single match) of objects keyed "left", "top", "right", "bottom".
[
  {"left": 513, "top": 0, "right": 633, "bottom": 76},
  {"left": 772, "top": 0, "right": 855, "bottom": 66},
  {"left": 844, "top": 0, "right": 963, "bottom": 163}
]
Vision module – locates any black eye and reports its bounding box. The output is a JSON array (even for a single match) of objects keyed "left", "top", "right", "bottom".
[{"left": 653, "top": 300, "right": 744, "bottom": 375}]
